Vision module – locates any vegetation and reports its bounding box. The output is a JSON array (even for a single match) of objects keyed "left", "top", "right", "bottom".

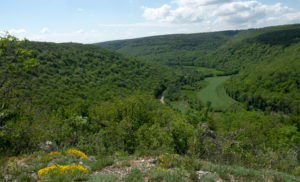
[
  {"left": 1, "top": 24, "right": 300, "bottom": 181},
  {"left": 197, "top": 76, "right": 237, "bottom": 111},
  {"left": 1, "top": 151, "right": 298, "bottom": 181},
  {"left": 97, "top": 24, "right": 300, "bottom": 114}
]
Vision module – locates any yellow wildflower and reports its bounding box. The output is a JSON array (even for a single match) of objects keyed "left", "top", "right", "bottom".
[
  {"left": 38, "top": 164, "right": 88, "bottom": 178},
  {"left": 49, "top": 151, "right": 61, "bottom": 155},
  {"left": 66, "top": 149, "right": 88, "bottom": 158}
]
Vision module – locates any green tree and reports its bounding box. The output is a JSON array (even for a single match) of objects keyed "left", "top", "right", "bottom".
[{"left": 0, "top": 33, "right": 38, "bottom": 136}]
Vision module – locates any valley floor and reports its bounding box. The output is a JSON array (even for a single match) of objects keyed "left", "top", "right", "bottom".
[{"left": 197, "top": 76, "right": 237, "bottom": 111}]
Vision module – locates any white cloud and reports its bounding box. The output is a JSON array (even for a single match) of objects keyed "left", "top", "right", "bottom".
[
  {"left": 142, "top": 0, "right": 300, "bottom": 28},
  {"left": 143, "top": 4, "right": 204, "bottom": 23},
  {"left": 143, "top": 5, "right": 172, "bottom": 22},
  {"left": 41, "top": 27, "right": 49, "bottom": 34},
  {"left": 8, "top": 29, "right": 26, "bottom": 34},
  {"left": 76, "top": 8, "right": 84, "bottom": 12}
]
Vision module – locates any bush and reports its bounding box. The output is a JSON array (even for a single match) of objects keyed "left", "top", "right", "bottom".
[
  {"left": 124, "top": 168, "right": 144, "bottom": 182},
  {"left": 91, "top": 157, "right": 114, "bottom": 171}
]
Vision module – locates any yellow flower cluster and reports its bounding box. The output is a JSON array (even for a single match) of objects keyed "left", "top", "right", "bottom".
[
  {"left": 37, "top": 164, "right": 88, "bottom": 177},
  {"left": 159, "top": 153, "right": 180, "bottom": 168},
  {"left": 156, "top": 167, "right": 167, "bottom": 173},
  {"left": 66, "top": 149, "right": 88, "bottom": 158},
  {"left": 49, "top": 151, "right": 61, "bottom": 155}
]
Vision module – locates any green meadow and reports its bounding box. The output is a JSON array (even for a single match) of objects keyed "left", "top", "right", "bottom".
[{"left": 197, "top": 76, "right": 237, "bottom": 110}]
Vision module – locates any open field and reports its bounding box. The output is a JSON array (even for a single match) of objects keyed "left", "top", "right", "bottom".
[{"left": 197, "top": 76, "right": 237, "bottom": 110}]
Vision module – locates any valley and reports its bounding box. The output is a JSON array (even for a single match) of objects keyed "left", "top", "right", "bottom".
[{"left": 1, "top": 24, "right": 300, "bottom": 181}]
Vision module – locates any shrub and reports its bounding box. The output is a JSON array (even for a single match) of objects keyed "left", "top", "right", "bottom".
[
  {"left": 65, "top": 149, "right": 88, "bottom": 158},
  {"left": 37, "top": 164, "right": 88, "bottom": 178},
  {"left": 159, "top": 153, "right": 182, "bottom": 168},
  {"left": 124, "top": 168, "right": 144, "bottom": 182},
  {"left": 91, "top": 157, "right": 114, "bottom": 171},
  {"left": 49, "top": 151, "right": 61, "bottom": 156}
]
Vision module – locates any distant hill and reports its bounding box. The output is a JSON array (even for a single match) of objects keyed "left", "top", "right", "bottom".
[
  {"left": 96, "top": 24, "right": 300, "bottom": 114},
  {"left": 96, "top": 30, "right": 241, "bottom": 67}
]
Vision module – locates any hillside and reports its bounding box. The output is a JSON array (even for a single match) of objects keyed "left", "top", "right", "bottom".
[
  {"left": 96, "top": 31, "right": 241, "bottom": 66},
  {"left": 12, "top": 42, "right": 177, "bottom": 109},
  {"left": 97, "top": 24, "right": 300, "bottom": 114}
]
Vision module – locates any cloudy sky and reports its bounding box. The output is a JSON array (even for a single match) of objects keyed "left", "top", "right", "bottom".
[{"left": 1, "top": 0, "right": 300, "bottom": 43}]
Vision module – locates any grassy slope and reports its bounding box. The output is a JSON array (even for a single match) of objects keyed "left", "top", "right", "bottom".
[{"left": 197, "top": 76, "right": 237, "bottom": 110}]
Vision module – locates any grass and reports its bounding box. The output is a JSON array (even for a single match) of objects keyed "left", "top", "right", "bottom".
[
  {"left": 91, "top": 157, "right": 114, "bottom": 171},
  {"left": 197, "top": 76, "right": 237, "bottom": 110},
  {"left": 89, "top": 173, "right": 118, "bottom": 182},
  {"left": 124, "top": 168, "right": 144, "bottom": 182}
]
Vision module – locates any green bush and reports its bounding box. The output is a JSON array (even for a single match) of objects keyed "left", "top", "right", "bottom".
[
  {"left": 124, "top": 168, "right": 144, "bottom": 182},
  {"left": 91, "top": 157, "right": 114, "bottom": 171}
]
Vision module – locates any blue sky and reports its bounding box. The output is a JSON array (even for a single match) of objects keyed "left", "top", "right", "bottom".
[{"left": 1, "top": 0, "right": 300, "bottom": 43}]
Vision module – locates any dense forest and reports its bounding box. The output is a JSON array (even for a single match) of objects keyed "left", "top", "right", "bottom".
[
  {"left": 98, "top": 24, "right": 300, "bottom": 115},
  {"left": 1, "top": 24, "right": 300, "bottom": 181}
]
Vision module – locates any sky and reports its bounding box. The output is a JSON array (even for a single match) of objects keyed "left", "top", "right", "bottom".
[{"left": 1, "top": 0, "right": 300, "bottom": 43}]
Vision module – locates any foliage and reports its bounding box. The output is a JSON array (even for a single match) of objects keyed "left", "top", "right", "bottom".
[
  {"left": 65, "top": 149, "right": 88, "bottom": 158},
  {"left": 97, "top": 24, "right": 300, "bottom": 114},
  {"left": 158, "top": 153, "right": 182, "bottom": 169},
  {"left": 37, "top": 164, "right": 88, "bottom": 178},
  {"left": 124, "top": 168, "right": 144, "bottom": 182},
  {"left": 91, "top": 157, "right": 114, "bottom": 171},
  {"left": 1, "top": 27, "right": 300, "bottom": 180}
]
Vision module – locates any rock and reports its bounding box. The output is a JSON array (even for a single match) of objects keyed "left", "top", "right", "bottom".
[
  {"left": 148, "top": 158, "right": 157, "bottom": 164},
  {"left": 39, "top": 141, "right": 58, "bottom": 152},
  {"left": 198, "top": 123, "right": 217, "bottom": 139},
  {"left": 89, "top": 156, "right": 96, "bottom": 161},
  {"left": 200, "top": 123, "right": 209, "bottom": 130},
  {"left": 30, "top": 172, "right": 38, "bottom": 180},
  {"left": 208, "top": 130, "right": 217, "bottom": 139}
]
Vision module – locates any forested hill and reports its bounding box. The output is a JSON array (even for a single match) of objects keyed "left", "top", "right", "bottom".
[
  {"left": 96, "top": 30, "right": 241, "bottom": 66},
  {"left": 11, "top": 42, "right": 177, "bottom": 109},
  {"left": 96, "top": 24, "right": 300, "bottom": 114},
  {"left": 96, "top": 24, "right": 300, "bottom": 71}
]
